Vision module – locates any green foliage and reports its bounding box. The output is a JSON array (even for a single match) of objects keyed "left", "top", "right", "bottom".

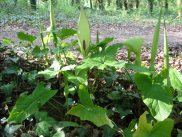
[
  {"left": 1, "top": 2, "right": 182, "bottom": 136},
  {"left": 8, "top": 83, "right": 57, "bottom": 123},
  {"left": 135, "top": 73, "right": 173, "bottom": 121},
  {"left": 123, "top": 37, "right": 143, "bottom": 66},
  {"left": 56, "top": 28, "right": 77, "bottom": 40},
  {"left": 38, "top": 59, "right": 61, "bottom": 79},
  {"left": 163, "top": 20, "right": 170, "bottom": 85},
  {"left": 0, "top": 82, "right": 15, "bottom": 97},
  {"left": 77, "top": 6, "right": 91, "bottom": 58},
  {"left": 77, "top": 43, "right": 124, "bottom": 70},
  {"left": 67, "top": 85, "right": 113, "bottom": 128},
  {"left": 133, "top": 111, "right": 174, "bottom": 137},
  {"left": 32, "top": 46, "right": 49, "bottom": 58},
  {"left": 169, "top": 68, "right": 182, "bottom": 101},
  {"left": 17, "top": 32, "right": 36, "bottom": 43},
  {"left": 149, "top": 9, "right": 162, "bottom": 71}
]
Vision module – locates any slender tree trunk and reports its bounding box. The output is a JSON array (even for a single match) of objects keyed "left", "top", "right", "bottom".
[
  {"left": 71, "top": 0, "right": 74, "bottom": 5},
  {"left": 14, "top": 0, "right": 18, "bottom": 6},
  {"left": 30, "top": 0, "right": 36, "bottom": 10},
  {"left": 148, "top": 0, "right": 154, "bottom": 14},
  {"left": 128, "top": 0, "right": 134, "bottom": 10},
  {"left": 177, "top": 0, "right": 182, "bottom": 19},
  {"left": 98, "top": 0, "right": 104, "bottom": 10},
  {"left": 124, "top": 0, "right": 128, "bottom": 10},
  {"left": 165, "top": 0, "right": 168, "bottom": 10},
  {"left": 90, "top": 0, "right": 93, "bottom": 9},
  {"left": 108, "top": 0, "right": 111, "bottom": 6},
  {"left": 116, "top": 0, "right": 123, "bottom": 9},
  {"left": 136, "top": 0, "right": 139, "bottom": 9}
]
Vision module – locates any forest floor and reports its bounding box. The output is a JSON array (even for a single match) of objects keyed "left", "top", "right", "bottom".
[
  {"left": 0, "top": 20, "right": 182, "bottom": 72},
  {"left": 0, "top": 20, "right": 182, "bottom": 136},
  {"left": 0, "top": 20, "right": 182, "bottom": 47}
]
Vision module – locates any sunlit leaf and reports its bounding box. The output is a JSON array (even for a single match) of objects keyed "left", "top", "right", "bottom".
[
  {"left": 4, "top": 124, "right": 21, "bottom": 137},
  {"left": 53, "top": 131, "right": 65, "bottom": 137},
  {"left": 17, "top": 32, "right": 36, "bottom": 43},
  {"left": 67, "top": 84, "right": 113, "bottom": 128},
  {"left": 67, "top": 104, "right": 113, "bottom": 128},
  {"left": 32, "top": 46, "right": 49, "bottom": 58},
  {"left": 97, "top": 37, "right": 114, "bottom": 48},
  {"left": 123, "top": 37, "right": 143, "bottom": 66},
  {"left": 8, "top": 83, "right": 57, "bottom": 123},
  {"left": 38, "top": 60, "right": 61, "bottom": 79},
  {"left": 133, "top": 111, "right": 174, "bottom": 137},
  {"left": 77, "top": 43, "right": 124, "bottom": 70},
  {"left": 77, "top": 6, "right": 91, "bottom": 58},
  {"left": 57, "top": 28, "right": 77, "bottom": 40},
  {"left": 58, "top": 121, "right": 80, "bottom": 128},
  {"left": 135, "top": 73, "right": 173, "bottom": 121},
  {"left": 169, "top": 68, "right": 182, "bottom": 102}
]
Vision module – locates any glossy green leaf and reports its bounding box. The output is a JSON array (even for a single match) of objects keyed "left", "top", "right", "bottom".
[
  {"left": 17, "top": 32, "right": 36, "bottom": 43},
  {"left": 67, "top": 104, "right": 113, "bottom": 128},
  {"left": 35, "top": 112, "right": 56, "bottom": 136},
  {"left": 58, "top": 121, "right": 80, "bottom": 128},
  {"left": 125, "top": 64, "right": 151, "bottom": 73},
  {"left": 2, "top": 64, "right": 20, "bottom": 75},
  {"left": 67, "top": 84, "right": 113, "bottom": 128},
  {"left": 169, "top": 68, "right": 182, "bottom": 101},
  {"left": 97, "top": 37, "right": 114, "bottom": 48},
  {"left": 63, "top": 70, "right": 88, "bottom": 86},
  {"left": 135, "top": 73, "right": 173, "bottom": 121},
  {"left": 35, "top": 111, "right": 56, "bottom": 124},
  {"left": 53, "top": 131, "right": 65, "bottom": 137},
  {"left": 149, "top": 9, "right": 162, "bottom": 71},
  {"left": 57, "top": 28, "right": 76, "bottom": 40},
  {"left": 123, "top": 37, "right": 143, "bottom": 66},
  {"left": 32, "top": 46, "right": 49, "bottom": 58},
  {"left": 77, "top": 43, "right": 124, "bottom": 70},
  {"left": 38, "top": 60, "right": 61, "bottom": 79},
  {"left": 104, "top": 43, "right": 123, "bottom": 60},
  {"left": 8, "top": 83, "right": 57, "bottom": 123},
  {"left": 77, "top": 6, "right": 91, "bottom": 58},
  {"left": 133, "top": 112, "right": 174, "bottom": 137},
  {"left": 0, "top": 82, "right": 15, "bottom": 97},
  {"left": 36, "top": 121, "right": 53, "bottom": 136},
  {"left": 78, "top": 85, "right": 94, "bottom": 107}
]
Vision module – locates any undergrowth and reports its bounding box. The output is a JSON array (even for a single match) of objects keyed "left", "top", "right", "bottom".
[{"left": 0, "top": 1, "right": 182, "bottom": 137}]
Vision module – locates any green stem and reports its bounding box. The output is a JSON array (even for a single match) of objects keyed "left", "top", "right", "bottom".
[
  {"left": 40, "top": 27, "right": 49, "bottom": 65},
  {"left": 163, "top": 20, "right": 170, "bottom": 86},
  {"left": 149, "top": 9, "right": 162, "bottom": 71}
]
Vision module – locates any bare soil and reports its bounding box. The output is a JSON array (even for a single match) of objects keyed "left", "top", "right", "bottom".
[{"left": 0, "top": 21, "right": 182, "bottom": 48}]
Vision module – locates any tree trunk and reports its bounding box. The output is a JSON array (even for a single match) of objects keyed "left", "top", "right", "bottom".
[
  {"left": 71, "top": 0, "right": 74, "bottom": 5},
  {"left": 165, "top": 0, "right": 168, "bottom": 10},
  {"left": 136, "top": 0, "right": 139, "bottom": 9},
  {"left": 71, "top": 0, "right": 79, "bottom": 5},
  {"left": 116, "top": 0, "right": 123, "bottom": 9},
  {"left": 98, "top": 0, "right": 104, "bottom": 10},
  {"left": 14, "top": 0, "right": 18, "bottom": 6},
  {"left": 128, "top": 0, "right": 134, "bottom": 10},
  {"left": 177, "top": 0, "right": 182, "bottom": 19},
  {"left": 108, "top": 0, "right": 111, "bottom": 6},
  {"left": 90, "top": 0, "right": 93, "bottom": 9},
  {"left": 124, "top": 0, "right": 128, "bottom": 10},
  {"left": 30, "top": 0, "right": 36, "bottom": 10},
  {"left": 148, "top": 0, "right": 154, "bottom": 14}
]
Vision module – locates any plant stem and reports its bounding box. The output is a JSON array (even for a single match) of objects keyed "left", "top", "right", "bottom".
[{"left": 163, "top": 20, "right": 170, "bottom": 86}]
